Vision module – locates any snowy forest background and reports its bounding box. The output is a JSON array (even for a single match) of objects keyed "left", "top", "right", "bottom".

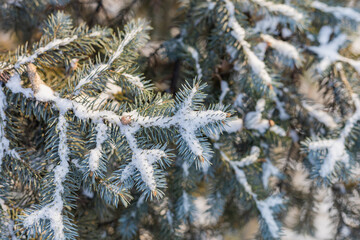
[{"left": 1, "top": 0, "right": 360, "bottom": 239}]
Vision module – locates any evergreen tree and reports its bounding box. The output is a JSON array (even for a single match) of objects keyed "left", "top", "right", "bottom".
[{"left": 1, "top": 0, "right": 360, "bottom": 239}]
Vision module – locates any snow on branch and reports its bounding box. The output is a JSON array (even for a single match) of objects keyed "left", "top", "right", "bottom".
[
  {"left": 307, "top": 94, "right": 360, "bottom": 178},
  {"left": 176, "top": 36, "right": 204, "bottom": 80},
  {"left": 87, "top": 78, "right": 123, "bottom": 109},
  {"left": 221, "top": 147, "right": 282, "bottom": 238},
  {"left": 224, "top": 1, "right": 292, "bottom": 123},
  {"left": 308, "top": 30, "right": 360, "bottom": 74},
  {"left": 15, "top": 36, "right": 77, "bottom": 69},
  {"left": 232, "top": 146, "right": 260, "bottom": 168},
  {"left": 250, "top": 0, "right": 303, "bottom": 22},
  {"left": 23, "top": 113, "right": 70, "bottom": 240},
  {"left": 6, "top": 65, "right": 228, "bottom": 198},
  {"left": 185, "top": 46, "right": 203, "bottom": 80},
  {"left": 122, "top": 73, "right": 145, "bottom": 90},
  {"left": 245, "top": 98, "right": 287, "bottom": 136},
  {"left": 261, "top": 34, "right": 302, "bottom": 66},
  {"left": 272, "top": 88, "right": 290, "bottom": 120},
  {"left": 74, "top": 21, "right": 148, "bottom": 92},
  {"left": 118, "top": 84, "right": 228, "bottom": 190},
  {"left": 0, "top": 198, "right": 17, "bottom": 240},
  {"left": 262, "top": 158, "right": 280, "bottom": 189},
  {"left": 0, "top": 85, "right": 21, "bottom": 173},
  {"left": 14, "top": 31, "right": 101, "bottom": 69},
  {"left": 224, "top": 0, "right": 273, "bottom": 87},
  {"left": 302, "top": 101, "right": 337, "bottom": 129},
  {"left": 312, "top": 1, "right": 360, "bottom": 22},
  {"left": 89, "top": 122, "right": 108, "bottom": 172}
]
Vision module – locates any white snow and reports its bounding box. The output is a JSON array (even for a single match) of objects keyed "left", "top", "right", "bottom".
[
  {"left": 251, "top": 0, "right": 303, "bottom": 22},
  {"left": 6, "top": 64, "right": 227, "bottom": 201},
  {"left": 257, "top": 196, "right": 283, "bottom": 238},
  {"left": 224, "top": 118, "right": 243, "bottom": 133},
  {"left": 122, "top": 73, "right": 145, "bottom": 89},
  {"left": 253, "top": 16, "right": 281, "bottom": 34},
  {"left": 243, "top": 45, "right": 272, "bottom": 84},
  {"left": 302, "top": 101, "right": 337, "bottom": 129},
  {"left": 272, "top": 89, "right": 290, "bottom": 120},
  {"left": 224, "top": 0, "right": 273, "bottom": 86},
  {"left": 308, "top": 31, "right": 360, "bottom": 74},
  {"left": 223, "top": 148, "right": 282, "bottom": 238},
  {"left": 24, "top": 114, "right": 70, "bottom": 240},
  {"left": 219, "top": 80, "right": 229, "bottom": 105},
  {"left": 74, "top": 23, "right": 146, "bottom": 92},
  {"left": 82, "top": 188, "right": 94, "bottom": 198},
  {"left": 186, "top": 46, "right": 203, "bottom": 80},
  {"left": 0, "top": 86, "right": 21, "bottom": 173},
  {"left": 88, "top": 122, "right": 108, "bottom": 172},
  {"left": 318, "top": 26, "right": 332, "bottom": 45},
  {"left": 118, "top": 90, "right": 227, "bottom": 188},
  {"left": 0, "top": 198, "right": 17, "bottom": 240},
  {"left": 182, "top": 191, "right": 190, "bottom": 214},
  {"left": 0, "top": 87, "right": 8, "bottom": 172},
  {"left": 262, "top": 159, "right": 280, "bottom": 189},
  {"left": 245, "top": 99, "right": 270, "bottom": 134},
  {"left": 232, "top": 146, "right": 260, "bottom": 168},
  {"left": 289, "top": 129, "right": 299, "bottom": 143},
  {"left": 261, "top": 34, "right": 301, "bottom": 65},
  {"left": 312, "top": 1, "right": 360, "bottom": 22},
  {"left": 281, "top": 28, "right": 292, "bottom": 38},
  {"left": 207, "top": 1, "right": 216, "bottom": 10},
  {"left": 270, "top": 125, "right": 286, "bottom": 136},
  {"left": 35, "top": 84, "right": 56, "bottom": 102},
  {"left": 6, "top": 74, "right": 33, "bottom": 98},
  {"left": 308, "top": 94, "right": 360, "bottom": 177},
  {"left": 182, "top": 161, "right": 190, "bottom": 177},
  {"left": 350, "top": 36, "right": 360, "bottom": 55},
  {"left": 193, "top": 196, "right": 218, "bottom": 226},
  {"left": 15, "top": 36, "right": 78, "bottom": 69},
  {"left": 234, "top": 94, "right": 244, "bottom": 107}
]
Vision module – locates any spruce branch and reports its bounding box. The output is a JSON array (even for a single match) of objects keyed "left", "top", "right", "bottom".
[
  {"left": 220, "top": 144, "right": 283, "bottom": 238},
  {"left": 305, "top": 93, "right": 360, "bottom": 179},
  {"left": 22, "top": 113, "right": 71, "bottom": 240},
  {"left": 311, "top": 1, "right": 360, "bottom": 22},
  {"left": 74, "top": 19, "right": 151, "bottom": 94},
  {"left": 249, "top": 0, "right": 303, "bottom": 22}
]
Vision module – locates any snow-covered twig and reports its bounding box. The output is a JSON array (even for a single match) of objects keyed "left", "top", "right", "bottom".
[
  {"left": 245, "top": 99, "right": 269, "bottom": 134},
  {"left": 311, "top": 1, "right": 360, "bottom": 22},
  {"left": 89, "top": 123, "right": 108, "bottom": 172},
  {"left": 7, "top": 65, "right": 228, "bottom": 196},
  {"left": 262, "top": 158, "right": 280, "bottom": 189},
  {"left": 308, "top": 94, "right": 360, "bottom": 178},
  {"left": 224, "top": 0, "right": 273, "bottom": 86},
  {"left": 176, "top": 36, "right": 204, "bottom": 81},
  {"left": 0, "top": 86, "right": 21, "bottom": 173},
  {"left": 14, "top": 31, "right": 101, "bottom": 69},
  {"left": 185, "top": 46, "right": 203, "bottom": 80},
  {"left": 219, "top": 81, "right": 229, "bottom": 105},
  {"left": 74, "top": 23, "right": 146, "bottom": 92},
  {"left": 225, "top": 1, "right": 291, "bottom": 121},
  {"left": 250, "top": 0, "right": 303, "bottom": 22},
  {"left": 308, "top": 31, "right": 360, "bottom": 74},
  {"left": 0, "top": 198, "right": 18, "bottom": 240},
  {"left": 23, "top": 113, "right": 70, "bottom": 240},
  {"left": 261, "top": 34, "right": 302, "bottom": 66},
  {"left": 302, "top": 101, "right": 337, "bottom": 129},
  {"left": 221, "top": 147, "right": 282, "bottom": 238},
  {"left": 122, "top": 73, "right": 145, "bottom": 90}
]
